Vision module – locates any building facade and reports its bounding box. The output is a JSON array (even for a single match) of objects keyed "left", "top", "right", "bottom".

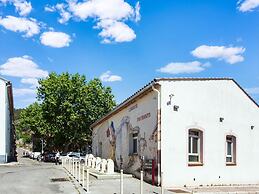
[
  {"left": 0, "top": 77, "right": 16, "bottom": 163},
  {"left": 91, "top": 78, "right": 259, "bottom": 188}
]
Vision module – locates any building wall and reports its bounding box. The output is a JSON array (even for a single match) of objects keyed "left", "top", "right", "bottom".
[
  {"left": 5, "top": 83, "right": 11, "bottom": 161},
  {"left": 160, "top": 80, "right": 259, "bottom": 188},
  {"left": 0, "top": 79, "right": 7, "bottom": 163},
  {"left": 92, "top": 90, "right": 158, "bottom": 181}
]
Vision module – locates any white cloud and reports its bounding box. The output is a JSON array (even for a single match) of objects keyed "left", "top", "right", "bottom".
[
  {"left": 157, "top": 61, "right": 210, "bottom": 74},
  {"left": 96, "top": 19, "right": 136, "bottom": 43},
  {"left": 100, "top": 71, "right": 122, "bottom": 82},
  {"left": 134, "top": 1, "right": 141, "bottom": 22},
  {"left": 0, "top": 56, "right": 48, "bottom": 78},
  {"left": 44, "top": 5, "right": 55, "bottom": 12},
  {"left": 40, "top": 31, "right": 72, "bottom": 48},
  {"left": 21, "top": 78, "right": 39, "bottom": 88},
  {"left": 13, "top": 0, "right": 32, "bottom": 16},
  {"left": 245, "top": 87, "right": 259, "bottom": 95},
  {"left": 48, "top": 0, "right": 140, "bottom": 43},
  {"left": 0, "top": 0, "right": 32, "bottom": 16},
  {"left": 68, "top": 0, "right": 134, "bottom": 21},
  {"left": 0, "top": 16, "right": 40, "bottom": 37},
  {"left": 13, "top": 88, "right": 35, "bottom": 96},
  {"left": 191, "top": 45, "right": 245, "bottom": 64},
  {"left": 238, "top": 0, "right": 259, "bottom": 12}
]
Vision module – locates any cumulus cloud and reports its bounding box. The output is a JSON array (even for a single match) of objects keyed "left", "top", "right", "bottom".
[
  {"left": 0, "top": 56, "right": 48, "bottom": 78},
  {"left": 157, "top": 61, "right": 210, "bottom": 74},
  {"left": 238, "top": 0, "right": 259, "bottom": 12},
  {"left": 13, "top": 88, "right": 36, "bottom": 96},
  {"left": 245, "top": 87, "right": 259, "bottom": 95},
  {"left": 0, "top": 16, "right": 40, "bottom": 37},
  {"left": 1, "top": 56, "right": 47, "bottom": 105},
  {"left": 191, "top": 45, "right": 245, "bottom": 64},
  {"left": 134, "top": 1, "right": 141, "bottom": 22},
  {"left": 0, "top": 0, "right": 32, "bottom": 16},
  {"left": 40, "top": 31, "right": 72, "bottom": 48},
  {"left": 21, "top": 78, "right": 39, "bottom": 88},
  {"left": 48, "top": 0, "right": 140, "bottom": 43},
  {"left": 96, "top": 19, "right": 136, "bottom": 43},
  {"left": 100, "top": 71, "right": 122, "bottom": 82}
]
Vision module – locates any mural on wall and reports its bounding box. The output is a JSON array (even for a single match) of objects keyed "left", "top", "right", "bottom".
[
  {"left": 106, "top": 121, "right": 116, "bottom": 160},
  {"left": 105, "top": 114, "right": 157, "bottom": 170}
]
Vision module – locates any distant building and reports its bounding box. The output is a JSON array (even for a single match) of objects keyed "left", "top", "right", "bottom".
[
  {"left": 0, "top": 77, "right": 16, "bottom": 163},
  {"left": 91, "top": 78, "right": 259, "bottom": 188}
]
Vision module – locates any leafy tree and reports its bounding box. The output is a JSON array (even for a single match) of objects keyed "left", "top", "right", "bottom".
[
  {"left": 36, "top": 72, "right": 116, "bottom": 151},
  {"left": 16, "top": 103, "right": 48, "bottom": 150}
]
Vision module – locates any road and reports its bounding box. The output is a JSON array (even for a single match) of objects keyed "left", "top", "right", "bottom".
[{"left": 0, "top": 149, "right": 81, "bottom": 194}]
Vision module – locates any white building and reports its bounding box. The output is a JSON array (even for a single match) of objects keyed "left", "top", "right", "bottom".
[
  {"left": 0, "top": 77, "right": 16, "bottom": 163},
  {"left": 91, "top": 78, "right": 259, "bottom": 188}
]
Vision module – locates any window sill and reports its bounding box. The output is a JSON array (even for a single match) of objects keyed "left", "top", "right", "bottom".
[
  {"left": 129, "top": 153, "right": 138, "bottom": 156},
  {"left": 188, "top": 162, "right": 203, "bottom": 167},
  {"left": 226, "top": 163, "right": 236, "bottom": 166}
]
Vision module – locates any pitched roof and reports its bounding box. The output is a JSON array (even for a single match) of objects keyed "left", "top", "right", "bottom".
[{"left": 90, "top": 77, "right": 258, "bottom": 128}]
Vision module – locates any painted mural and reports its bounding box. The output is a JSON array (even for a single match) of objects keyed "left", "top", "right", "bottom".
[{"left": 92, "top": 91, "right": 158, "bottom": 182}]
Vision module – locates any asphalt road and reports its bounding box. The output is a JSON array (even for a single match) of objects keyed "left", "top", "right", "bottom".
[{"left": 0, "top": 149, "right": 80, "bottom": 194}]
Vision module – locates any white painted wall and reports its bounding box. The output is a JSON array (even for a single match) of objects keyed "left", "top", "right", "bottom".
[
  {"left": 92, "top": 91, "right": 158, "bottom": 180},
  {"left": 0, "top": 79, "right": 7, "bottom": 161},
  {"left": 160, "top": 80, "right": 259, "bottom": 188}
]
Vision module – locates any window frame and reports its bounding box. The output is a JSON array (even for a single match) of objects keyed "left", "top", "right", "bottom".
[
  {"left": 188, "top": 129, "right": 203, "bottom": 166},
  {"left": 226, "top": 135, "right": 236, "bottom": 166},
  {"left": 132, "top": 133, "right": 138, "bottom": 154}
]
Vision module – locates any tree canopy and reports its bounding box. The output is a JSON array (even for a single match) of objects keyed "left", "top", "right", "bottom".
[{"left": 17, "top": 72, "right": 116, "bottom": 151}]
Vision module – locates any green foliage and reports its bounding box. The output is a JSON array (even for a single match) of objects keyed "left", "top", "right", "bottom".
[{"left": 17, "top": 72, "right": 116, "bottom": 151}]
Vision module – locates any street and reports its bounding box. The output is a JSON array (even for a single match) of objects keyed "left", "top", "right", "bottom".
[{"left": 0, "top": 149, "right": 80, "bottom": 194}]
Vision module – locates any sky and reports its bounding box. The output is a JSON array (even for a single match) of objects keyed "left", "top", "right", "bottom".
[{"left": 0, "top": 0, "right": 259, "bottom": 108}]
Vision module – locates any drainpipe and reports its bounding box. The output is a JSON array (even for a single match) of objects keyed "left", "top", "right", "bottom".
[{"left": 151, "top": 83, "right": 161, "bottom": 186}]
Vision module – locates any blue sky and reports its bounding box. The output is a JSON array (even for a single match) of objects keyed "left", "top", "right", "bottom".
[{"left": 0, "top": 0, "right": 259, "bottom": 108}]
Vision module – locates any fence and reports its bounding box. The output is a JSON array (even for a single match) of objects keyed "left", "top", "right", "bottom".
[{"left": 62, "top": 157, "right": 164, "bottom": 194}]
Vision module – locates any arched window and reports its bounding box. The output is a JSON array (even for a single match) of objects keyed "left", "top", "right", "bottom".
[
  {"left": 188, "top": 129, "right": 203, "bottom": 165},
  {"left": 226, "top": 135, "right": 236, "bottom": 165}
]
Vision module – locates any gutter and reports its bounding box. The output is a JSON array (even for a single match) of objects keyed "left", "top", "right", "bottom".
[{"left": 151, "top": 83, "right": 161, "bottom": 186}]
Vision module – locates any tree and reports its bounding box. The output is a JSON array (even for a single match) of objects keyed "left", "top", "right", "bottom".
[
  {"left": 36, "top": 72, "right": 116, "bottom": 151},
  {"left": 16, "top": 103, "right": 47, "bottom": 150}
]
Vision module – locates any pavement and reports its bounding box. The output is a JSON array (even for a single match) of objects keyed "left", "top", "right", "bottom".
[
  {"left": 0, "top": 149, "right": 81, "bottom": 194},
  {"left": 2, "top": 149, "right": 259, "bottom": 194}
]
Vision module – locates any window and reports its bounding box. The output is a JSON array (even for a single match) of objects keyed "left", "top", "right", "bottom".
[
  {"left": 129, "top": 132, "right": 138, "bottom": 155},
  {"left": 133, "top": 133, "right": 138, "bottom": 154},
  {"left": 98, "top": 142, "right": 102, "bottom": 157},
  {"left": 226, "top": 135, "right": 236, "bottom": 165},
  {"left": 188, "top": 129, "right": 203, "bottom": 164}
]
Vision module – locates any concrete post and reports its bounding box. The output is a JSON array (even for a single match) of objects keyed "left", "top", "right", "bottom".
[
  {"left": 72, "top": 158, "right": 74, "bottom": 176},
  {"left": 78, "top": 162, "right": 81, "bottom": 183},
  {"left": 120, "top": 169, "right": 123, "bottom": 194},
  {"left": 75, "top": 161, "right": 78, "bottom": 180},
  {"left": 140, "top": 171, "right": 143, "bottom": 194},
  {"left": 161, "top": 172, "right": 164, "bottom": 194},
  {"left": 82, "top": 165, "right": 85, "bottom": 188},
  {"left": 61, "top": 158, "right": 63, "bottom": 167},
  {"left": 86, "top": 168, "right": 89, "bottom": 192},
  {"left": 75, "top": 160, "right": 77, "bottom": 178}
]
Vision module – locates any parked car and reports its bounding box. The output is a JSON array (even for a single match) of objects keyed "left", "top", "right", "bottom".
[
  {"left": 32, "top": 152, "right": 41, "bottom": 160},
  {"left": 43, "top": 152, "right": 56, "bottom": 162}
]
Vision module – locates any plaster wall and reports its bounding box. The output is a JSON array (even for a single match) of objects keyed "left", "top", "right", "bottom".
[
  {"left": 160, "top": 80, "right": 259, "bottom": 188},
  {"left": 0, "top": 80, "right": 7, "bottom": 162},
  {"left": 92, "top": 91, "right": 158, "bottom": 180}
]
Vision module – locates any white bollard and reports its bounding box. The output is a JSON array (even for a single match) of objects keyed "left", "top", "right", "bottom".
[
  {"left": 72, "top": 158, "right": 74, "bottom": 176},
  {"left": 82, "top": 165, "right": 85, "bottom": 188},
  {"left": 120, "top": 169, "right": 123, "bottom": 194},
  {"left": 161, "top": 172, "right": 164, "bottom": 194},
  {"left": 78, "top": 162, "right": 81, "bottom": 183},
  {"left": 75, "top": 160, "right": 77, "bottom": 178},
  {"left": 140, "top": 171, "right": 143, "bottom": 194},
  {"left": 86, "top": 168, "right": 89, "bottom": 192}
]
